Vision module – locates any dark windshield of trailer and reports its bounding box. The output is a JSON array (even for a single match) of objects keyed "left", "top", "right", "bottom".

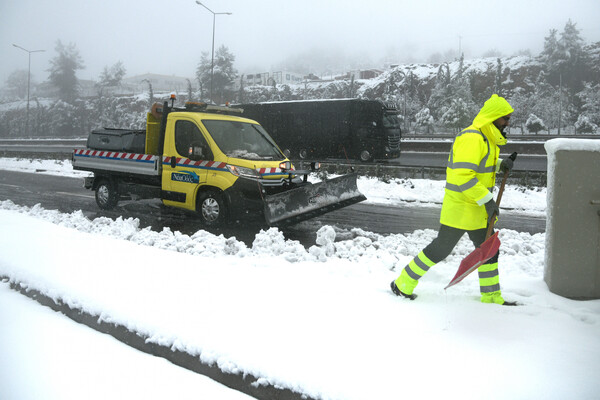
[{"left": 202, "top": 120, "right": 285, "bottom": 160}]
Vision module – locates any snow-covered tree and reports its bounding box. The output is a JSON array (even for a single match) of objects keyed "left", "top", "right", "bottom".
[
  {"left": 577, "top": 83, "right": 600, "bottom": 126},
  {"left": 196, "top": 45, "right": 238, "bottom": 104},
  {"left": 494, "top": 58, "right": 503, "bottom": 96},
  {"left": 414, "top": 107, "right": 435, "bottom": 134},
  {"left": 541, "top": 20, "right": 588, "bottom": 92},
  {"left": 575, "top": 114, "right": 597, "bottom": 134},
  {"left": 441, "top": 98, "right": 471, "bottom": 132},
  {"left": 428, "top": 63, "right": 452, "bottom": 119},
  {"left": 541, "top": 28, "right": 560, "bottom": 71},
  {"left": 47, "top": 40, "right": 84, "bottom": 103},
  {"left": 98, "top": 61, "right": 126, "bottom": 88},
  {"left": 526, "top": 114, "right": 547, "bottom": 134},
  {"left": 508, "top": 87, "right": 533, "bottom": 133},
  {"left": 4, "top": 70, "right": 30, "bottom": 99}
]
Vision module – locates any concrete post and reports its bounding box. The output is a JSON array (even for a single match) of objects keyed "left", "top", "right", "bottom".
[{"left": 544, "top": 139, "right": 600, "bottom": 299}]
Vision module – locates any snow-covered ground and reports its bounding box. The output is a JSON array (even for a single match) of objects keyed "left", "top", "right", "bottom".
[
  {"left": 0, "top": 157, "right": 599, "bottom": 400},
  {"left": 0, "top": 285, "right": 254, "bottom": 400}
]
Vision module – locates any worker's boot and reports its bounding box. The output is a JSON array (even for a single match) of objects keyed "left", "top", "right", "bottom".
[
  {"left": 390, "top": 280, "right": 417, "bottom": 300},
  {"left": 481, "top": 291, "right": 517, "bottom": 306}
]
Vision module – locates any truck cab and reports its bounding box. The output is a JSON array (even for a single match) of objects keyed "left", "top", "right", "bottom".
[{"left": 159, "top": 108, "right": 300, "bottom": 224}]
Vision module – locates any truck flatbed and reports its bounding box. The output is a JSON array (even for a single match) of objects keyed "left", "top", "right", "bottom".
[{"left": 73, "top": 149, "right": 160, "bottom": 176}]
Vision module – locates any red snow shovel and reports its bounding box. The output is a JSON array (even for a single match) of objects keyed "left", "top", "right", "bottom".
[{"left": 444, "top": 161, "right": 513, "bottom": 290}]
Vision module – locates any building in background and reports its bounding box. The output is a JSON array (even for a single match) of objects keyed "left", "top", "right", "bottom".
[{"left": 122, "top": 73, "right": 192, "bottom": 94}]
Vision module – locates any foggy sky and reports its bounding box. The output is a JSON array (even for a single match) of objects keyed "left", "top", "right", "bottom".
[{"left": 2, "top": 0, "right": 600, "bottom": 85}]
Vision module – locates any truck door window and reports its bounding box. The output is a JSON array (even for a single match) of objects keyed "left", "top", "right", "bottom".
[{"left": 175, "top": 120, "right": 213, "bottom": 160}]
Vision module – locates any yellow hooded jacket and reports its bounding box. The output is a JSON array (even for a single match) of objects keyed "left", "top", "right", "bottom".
[{"left": 439, "top": 94, "right": 514, "bottom": 230}]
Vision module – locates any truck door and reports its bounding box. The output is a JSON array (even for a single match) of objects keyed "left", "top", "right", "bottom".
[{"left": 162, "top": 119, "right": 213, "bottom": 210}]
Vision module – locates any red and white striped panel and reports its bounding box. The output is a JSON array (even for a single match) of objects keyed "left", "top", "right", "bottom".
[
  {"left": 161, "top": 157, "right": 227, "bottom": 170},
  {"left": 257, "top": 167, "right": 295, "bottom": 174},
  {"left": 74, "top": 149, "right": 156, "bottom": 162}
]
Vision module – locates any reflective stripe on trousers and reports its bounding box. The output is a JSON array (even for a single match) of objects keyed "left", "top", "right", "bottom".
[
  {"left": 405, "top": 251, "right": 436, "bottom": 281},
  {"left": 478, "top": 261, "right": 501, "bottom": 293}
]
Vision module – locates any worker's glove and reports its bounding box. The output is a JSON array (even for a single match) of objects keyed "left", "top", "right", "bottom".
[
  {"left": 499, "top": 157, "right": 513, "bottom": 173},
  {"left": 499, "top": 151, "right": 518, "bottom": 173},
  {"left": 484, "top": 198, "right": 499, "bottom": 225}
]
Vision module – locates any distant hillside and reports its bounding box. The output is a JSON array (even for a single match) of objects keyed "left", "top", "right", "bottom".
[{"left": 1, "top": 43, "right": 598, "bottom": 137}]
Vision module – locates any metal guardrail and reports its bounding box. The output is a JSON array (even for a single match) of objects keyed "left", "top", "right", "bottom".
[
  {"left": 297, "top": 160, "right": 547, "bottom": 187},
  {"left": 0, "top": 138, "right": 548, "bottom": 186}
]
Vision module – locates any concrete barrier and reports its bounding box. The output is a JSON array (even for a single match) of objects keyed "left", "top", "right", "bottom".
[{"left": 544, "top": 139, "right": 600, "bottom": 299}]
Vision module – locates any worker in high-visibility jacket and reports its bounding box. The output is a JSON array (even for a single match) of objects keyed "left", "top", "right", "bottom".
[{"left": 391, "top": 94, "right": 517, "bottom": 305}]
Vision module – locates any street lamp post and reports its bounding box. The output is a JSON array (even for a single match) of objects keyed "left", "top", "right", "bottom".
[
  {"left": 13, "top": 44, "right": 45, "bottom": 137},
  {"left": 195, "top": 1, "right": 231, "bottom": 104}
]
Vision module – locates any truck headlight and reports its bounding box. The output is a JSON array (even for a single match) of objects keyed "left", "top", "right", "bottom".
[{"left": 226, "top": 164, "right": 259, "bottom": 178}]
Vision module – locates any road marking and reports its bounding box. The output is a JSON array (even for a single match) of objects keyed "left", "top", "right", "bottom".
[{"left": 0, "top": 183, "right": 21, "bottom": 188}]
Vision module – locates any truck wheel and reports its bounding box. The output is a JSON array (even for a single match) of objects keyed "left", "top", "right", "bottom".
[
  {"left": 197, "top": 190, "right": 227, "bottom": 226},
  {"left": 359, "top": 150, "right": 372, "bottom": 162},
  {"left": 95, "top": 179, "right": 119, "bottom": 210}
]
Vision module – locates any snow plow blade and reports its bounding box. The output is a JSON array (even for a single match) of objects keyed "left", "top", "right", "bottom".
[{"left": 264, "top": 173, "right": 366, "bottom": 226}]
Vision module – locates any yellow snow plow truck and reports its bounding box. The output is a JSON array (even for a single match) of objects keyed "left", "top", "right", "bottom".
[{"left": 72, "top": 100, "right": 366, "bottom": 226}]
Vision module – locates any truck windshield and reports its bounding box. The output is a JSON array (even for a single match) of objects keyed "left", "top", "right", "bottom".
[
  {"left": 202, "top": 120, "right": 285, "bottom": 161},
  {"left": 383, "top": 113, "right": 401, "bottom": 136},
  {"left": 383, "top": 113, "right": 400, "bottom": 129}
]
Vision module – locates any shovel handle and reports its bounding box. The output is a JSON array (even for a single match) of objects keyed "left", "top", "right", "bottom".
[
  {"left": 485, "top": 152, "right": 517, "bottom": 239},
  {"left": 485, "top": 169, "right": 509, "bottom": 240}
]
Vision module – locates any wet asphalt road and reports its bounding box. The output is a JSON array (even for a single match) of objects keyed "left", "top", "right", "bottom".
[{"left": 0, "top": 169, "right": 545, "bottom": 248}]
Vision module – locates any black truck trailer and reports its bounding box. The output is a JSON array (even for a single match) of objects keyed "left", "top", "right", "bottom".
[{"left": 236, "top": 99, "right": 401, "bottom": 162}]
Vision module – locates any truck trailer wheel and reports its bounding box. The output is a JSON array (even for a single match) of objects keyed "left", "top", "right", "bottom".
[
  {"left": 197, "top": 190, "right": 227, "bottom": 226},
  {"left": 359, "top": 150, "right": 372, "bottom": 162},
  {"left": 95, "top": 179, "right": 119, "bottom": 210}
]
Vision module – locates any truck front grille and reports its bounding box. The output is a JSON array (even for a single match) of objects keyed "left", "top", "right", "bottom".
[{"left": 387, "top": 134, "right": 401, "bottom": 150}]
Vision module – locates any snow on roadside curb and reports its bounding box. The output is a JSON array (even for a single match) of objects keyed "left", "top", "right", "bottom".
[{"left": 0, "top": 199, "right": 544, "bottom": 272}]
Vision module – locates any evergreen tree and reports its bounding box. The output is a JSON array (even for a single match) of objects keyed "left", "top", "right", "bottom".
[
  {"left": 99, "top": 61, "right": 126, "bottom": 88},
  {"left": 526, "top": 114, "right": 547, "bottom": 134},
  {"left": 559, "top": 19, "right": 585, "bottom": 65},
  {"left": 47, "top": 40, "right": 84, "bottom": 103},
  {"left": 574, "top": 114, "right": 597, "bottom": 134},
  {"left": 541, "top": 28, "right": 560, "bottom": 71},
  {"left": 508, "top": 87, "right": 533, "bottom": 134},
  {"left": 541, "top": 21, "right": 587, "bottom": 92},
  {"left": 196, "top": 45, "right": 238, "bottom": 104},
  {"left": 530, "top": 71, "right": 562, "bottom": 131},
  {"left": 4, "top": 70, "right": 30, "bottom": 99},
  {"left": 441, "top": 98, "right": 471, "bottom": 132},
  {"left": 415, "top": 107, "right": 435, "bottom": 133},
  {"left": 577, "top": 83, "right": 600, "bottom": 126},
  {"left": 494, "top": 58, "right": 503, "bottom": 96},
  {"left": 427, "top": 63, "right": 452, "bottom": 120},
  {"left": 186, "top": 79, "right": 194, "bottom": 102}
]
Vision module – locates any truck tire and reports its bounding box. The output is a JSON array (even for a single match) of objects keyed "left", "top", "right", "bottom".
[
  {"left": 197, "top": 190, "right": 227, "bottom": 226},
  {"left": 95, "top": 179, "right": 119, "bottom": 210},
  {"left": 359, "top": 150, "right": 372, "bottom": 162}
]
